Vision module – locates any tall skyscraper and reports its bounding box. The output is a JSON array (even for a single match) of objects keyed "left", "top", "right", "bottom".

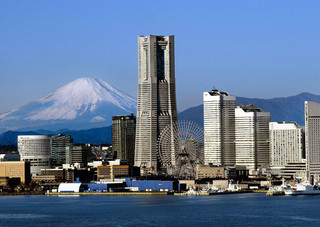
[
  {"left": 269, "top": 122, "right": 304, "bottom": 167},
  {"left": 203, "top": 89, "right": 236, "bottom": 166},
  {"left": 235, "top": 105, "right": 270, "bottom": 170},
  {"left": 112, "top": 114, "right": 136, "bottom": 166},
  {"left": 51, "top": 134, "right": 73, "bottom": 168},
  {"left": 305, "top": 101, "right": 320, "bottom": 182},
  {"left": 135, "top": 35, "right": 178, "bottom": 172}
]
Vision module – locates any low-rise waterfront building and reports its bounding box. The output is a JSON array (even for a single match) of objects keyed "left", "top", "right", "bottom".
[
  {"left": 127, "top": 179, "right": 175, "bottom": 191},
  {"left": 211, "top": 179, "right": 229, "bottom": 189},
  {"left": 97, "top": 165, "right": 130, "bottom": 180},
  {"left": 32, "top": 175, "right": 57, "bottom": 182},
  {"left": 0, "top": 161, "right": 30, "bottom": 184},
  {"left": 40, "top": 169, "right": 65, "bottom": 182},
  {"left": 269, "top": 162, "right": 307, "bottom": 179},
  {"left": 196, "top": 166, "right": 225, "bottom": 179}
]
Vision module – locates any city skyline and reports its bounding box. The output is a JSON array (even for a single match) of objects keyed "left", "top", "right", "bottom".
[
  {"left": 1, "top": 1, "right": 320, "bottom": 113},
  {"left": 2, "top": 1, "right": 320, "bottom": 225}
]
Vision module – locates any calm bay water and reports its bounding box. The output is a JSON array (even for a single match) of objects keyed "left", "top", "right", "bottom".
[{"left": 0, "top": 193, "right": 319, "bottom": 226}]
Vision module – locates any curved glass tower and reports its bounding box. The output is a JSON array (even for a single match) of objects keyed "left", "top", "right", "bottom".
[{"left": 18, "top": 135, "right": 51, "bottom": 175}]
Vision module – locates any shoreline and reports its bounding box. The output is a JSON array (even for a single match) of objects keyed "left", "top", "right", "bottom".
[
  {"left": 0, "top": 189, "right": 268, "bottom": 196},
  {"left": 0, "top": 192, "right": 45, "bottom": 196},
  {"left": 46, "top": 191, "right": 169, "bottom": 196}
]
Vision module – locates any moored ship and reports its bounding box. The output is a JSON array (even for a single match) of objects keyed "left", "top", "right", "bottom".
[{"left": 284, "top": 183, "right": 320, "bottom": 195}]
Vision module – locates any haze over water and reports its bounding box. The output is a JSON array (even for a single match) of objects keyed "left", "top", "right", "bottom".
[{"left": 1, "top": 193, "right": 319, "bottom": 226}]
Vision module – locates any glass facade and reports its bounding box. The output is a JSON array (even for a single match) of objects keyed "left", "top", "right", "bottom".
[
  {"left": 112, "top": 114, "right": 136, "bottom": 166},
  {"left": 18, "top": 135, "right": 51, "bottom": 175},
  {"left": 51, "top": 134, "right": 73, "bottom": 168}
]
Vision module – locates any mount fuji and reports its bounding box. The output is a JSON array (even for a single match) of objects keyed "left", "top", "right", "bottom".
[{"left": 0, "top": 78, "right": 137, "bottom": 132}]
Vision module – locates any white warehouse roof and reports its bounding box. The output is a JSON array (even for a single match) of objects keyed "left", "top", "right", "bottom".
[{"left": 58, "top": 183, "right": 82, "bottom": 193}]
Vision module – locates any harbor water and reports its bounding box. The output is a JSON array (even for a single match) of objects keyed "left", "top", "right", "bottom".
[{"left": 0, "top": 193, "right": 320, "bottom": 226}]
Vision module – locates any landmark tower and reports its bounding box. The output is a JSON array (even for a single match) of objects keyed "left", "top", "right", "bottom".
[{"left": 134, "top": 35, "right": 178, "bottom": 172}]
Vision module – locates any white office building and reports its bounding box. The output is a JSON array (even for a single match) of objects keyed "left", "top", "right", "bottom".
[
  {"left": 269, "top": 122, "right": 304, "bottom": 166},
  {"left": 235, "top": 105, "right": 270, "bottom": 170},
  {"left": 18, "top": 135, "right": 51, "bottom": 175},
  {"left": 203, "top": 89, "right": 236, "bottom": 166},
  {"left": 305, "top": 101, "right": 320, "bottom": 182}
]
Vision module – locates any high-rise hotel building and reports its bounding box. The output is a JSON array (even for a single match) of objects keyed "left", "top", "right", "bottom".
[
  {"left": 203, "top": 89, "right": 236, "bottom": 166},
  {"left": 234, "top": 105, "right": 270, "bottom": 170},
  {"left": 135, "top": 35, "right": 178, "bottom": 171},
  {"left": 305, "top": 101, "right": 320, "bottom": 182},
  {"left": 269, "top": 122, "right": 304, "bottom": 167}
]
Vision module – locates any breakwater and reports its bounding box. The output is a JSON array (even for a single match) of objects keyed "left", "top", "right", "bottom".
[
  {"left": 0, "top": 192, "right": 45, "bottom": 196},
  {"left": 46, "top": 190, "right": 265, "bottom": 196},
  {"left": 46, "top": 191, "right": 168, "bottom": 196}
]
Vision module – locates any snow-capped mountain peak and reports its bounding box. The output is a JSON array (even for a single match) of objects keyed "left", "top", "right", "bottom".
[
  {"left": 30, "top": 77, "right": 136, "bottom": 120},
  {"left": 0, "top": 78, "right": 137, "bottom": 132}
]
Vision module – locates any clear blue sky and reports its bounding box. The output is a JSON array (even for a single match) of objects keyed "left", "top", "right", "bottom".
[{"left": 1, "top": 0, "right": 319, "bottom": 113}]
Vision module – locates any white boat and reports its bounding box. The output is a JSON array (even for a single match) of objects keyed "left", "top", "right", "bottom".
[
  {"left": 266, "top": 185, "right": 287, "bottom": 196},
  {"left": 227, "top": 182, "right": 240, "bottom": 192},
  {"left": 199, "top": 189, "right": 210, "bottom": 193},
  {"left": 183, "top": 188, "right": 211, "bottom": 195},
  {"left": 185, "top": 188, "right": 197, "bottom": 195},
  {"left": 211, "top": 185, "right": 219, "bottom": 192},
  {"left": 284, "top": 183, "right": 320, "bottom": 195}
]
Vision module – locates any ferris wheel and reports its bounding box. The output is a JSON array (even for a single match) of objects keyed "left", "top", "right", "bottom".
[{"left": 157, "top": 120, "right": 205, "bottom": 179}]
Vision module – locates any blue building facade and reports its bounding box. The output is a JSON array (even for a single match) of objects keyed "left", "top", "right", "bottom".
[{"left": 126, "top": 179, "right": 175, "bottom": 191}]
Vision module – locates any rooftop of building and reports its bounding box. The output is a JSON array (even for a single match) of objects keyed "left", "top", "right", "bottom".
[
  {"left": 237, "top": 104, "right": 263, "bottom": 112},
  {"left": 273, "top": 121, "right": 300, "bottom": 126},
  {"left": 269, "top": 121, "right": 304, "bottom": 130},
  {"left": 208, "top": 89, "right": 230, "bottom": 96},
  {"left": 112, "top": 113, "right": 136, "bottom": 120}
]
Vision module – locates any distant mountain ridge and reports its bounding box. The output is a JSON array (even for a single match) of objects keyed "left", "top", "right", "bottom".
[
  {"left": 0, "top": 78, "right": 319, "bottom": 146},
  {"left": 0, "top": 78, "right": 136, "bottom": 133},
  {"left": 178, "top": 92, "right": 320, "bottom": 127},
  {"left": 0, "top": 126, "right": 112, "bottom": 146}
]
